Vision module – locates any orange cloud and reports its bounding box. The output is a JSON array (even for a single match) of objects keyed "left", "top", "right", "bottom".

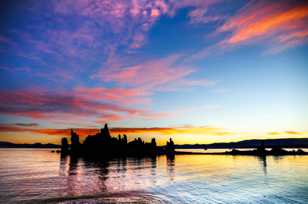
[
  {"left": 0, "top": 125, "right": 232, "bottom": 138},
  {"left": 219, "top": 1, "right": 308, "bottom": 51},
  {"left": 33, "top": 128, "right": 99, "bottom": 137}
]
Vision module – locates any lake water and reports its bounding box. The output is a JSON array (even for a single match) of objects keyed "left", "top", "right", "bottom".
[{"left": 0, "top": 149, "right": 308, "bottom": 203}]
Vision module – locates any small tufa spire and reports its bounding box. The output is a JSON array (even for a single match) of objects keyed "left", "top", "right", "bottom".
[{"left": 100, "top": 123, "right": 111, "bottom": 138}]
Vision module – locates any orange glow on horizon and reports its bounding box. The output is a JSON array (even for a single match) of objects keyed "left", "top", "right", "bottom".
[{"left": 1, "top": 124, "right": 307, "bottom": 146}]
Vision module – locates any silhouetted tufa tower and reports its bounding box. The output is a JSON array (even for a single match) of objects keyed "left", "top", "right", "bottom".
[{"left": 70, "top": 129, "right": 80, "bottom": 154}]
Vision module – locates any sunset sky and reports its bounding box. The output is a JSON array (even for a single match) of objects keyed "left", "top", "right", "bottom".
[{"left": 0, "top": 0, "right": 308, "bottom": 145}]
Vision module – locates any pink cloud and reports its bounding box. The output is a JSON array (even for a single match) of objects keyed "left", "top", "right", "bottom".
[
  {"left": 74, "top": 87, "right": 150, "bottom": 105},
  {"left": 0, "top": 88, "right": 163, "bottom": 124},
  {"left": 188, "top": 7, "right": 225, "bottom": 24},
  {"left": 95, "top": 54, "right": 215, "bottom": 96},
  {"left": 98, "top": 55, "right": 193, "bottom": 88}
]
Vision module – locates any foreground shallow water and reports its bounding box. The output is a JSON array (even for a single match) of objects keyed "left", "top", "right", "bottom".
[{"left": 0, "top": 148, "right": 308, "bottom": 203}]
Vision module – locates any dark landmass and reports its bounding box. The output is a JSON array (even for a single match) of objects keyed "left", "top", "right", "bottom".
[
  {"left": 175, "top": 138, "right": 308, "bottom": 149},
  {"left": 0, "top": 141, "right": 61, "bottom": 148},
  {"left": 176, "top": 148, "right": 308, "bottom": 156},
  {"left": 176, "top": 140, "right": 308, "bottom": 156},
  {"left": 61, "top": 123, "right": 175, "bottom": 158}
]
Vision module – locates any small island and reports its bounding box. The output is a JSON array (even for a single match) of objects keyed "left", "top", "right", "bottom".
[{"left": 61, "top": 123, "right": 175, "bottom": 158}]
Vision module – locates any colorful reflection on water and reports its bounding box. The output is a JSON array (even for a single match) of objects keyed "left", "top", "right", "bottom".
[{"left": 0, "top": 149, "right": 308, "bottom": 203}]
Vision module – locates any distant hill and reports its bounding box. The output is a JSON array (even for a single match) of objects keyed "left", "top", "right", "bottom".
[
  {"left": 175, "top": 138, "right": 308, "bottom": 149},
  {"left": 0, "top": 141, "right": 61, "bottom": 148}
]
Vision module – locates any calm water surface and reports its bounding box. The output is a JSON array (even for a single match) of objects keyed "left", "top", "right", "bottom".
[{"left": 0, "top": 149, "right": 308, "bottom": 203}]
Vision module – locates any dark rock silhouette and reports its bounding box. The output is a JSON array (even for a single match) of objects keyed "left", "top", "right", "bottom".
[
  {"left": 70, "top": 129, "right": 81, "bottom": 155},
  {"left": 256, "top": 140, "right": 266, "bottom": 156},
  {"left": 61, "top": 123, "right": 175, "bottom": 158},
  {"left": 295, "top": 149, "right": 306, "bottom": 155},
  {"left": 61, "top": 138, "right": 69, "bottom": 155},
  {"left": 166, "top": 138, "right": 175, "bottom": 156}
]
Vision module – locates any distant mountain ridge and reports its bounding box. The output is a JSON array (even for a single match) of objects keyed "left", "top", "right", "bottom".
[
  {"left": 175, "top": 138, "right": 308, "bottom": 149},
  {"left": 0, "top": 141, "right": 61, "bottom": 148}
]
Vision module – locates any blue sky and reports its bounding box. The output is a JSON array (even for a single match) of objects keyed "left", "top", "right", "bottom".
[{"left": 0, "top": 0, "right": 308, "bottom": 144}]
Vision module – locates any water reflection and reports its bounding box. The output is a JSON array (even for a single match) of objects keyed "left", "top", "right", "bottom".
[
  {"left": 68, "top": 156, "right": 79, "bottom": 176},
  {"left": 1, "top": 149, "right": 308, "bottom": 203},
  {"left": 150, "top": 157, "right": 157, "bottom": 185},
  {"left": 257, "top": 155, "right": 267, "bottom": 175},
  {"left": 59, "top": 154, "right": 274, "bottom": 200},
  {"left": 59, "top": 155, "right": 165, "bottom": 195},
  {"left": 167, "top": 155, "right": 175, "bottom": 181},
  {"left": 59, "top": 155, "right": 69, "bottom": 176}
]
